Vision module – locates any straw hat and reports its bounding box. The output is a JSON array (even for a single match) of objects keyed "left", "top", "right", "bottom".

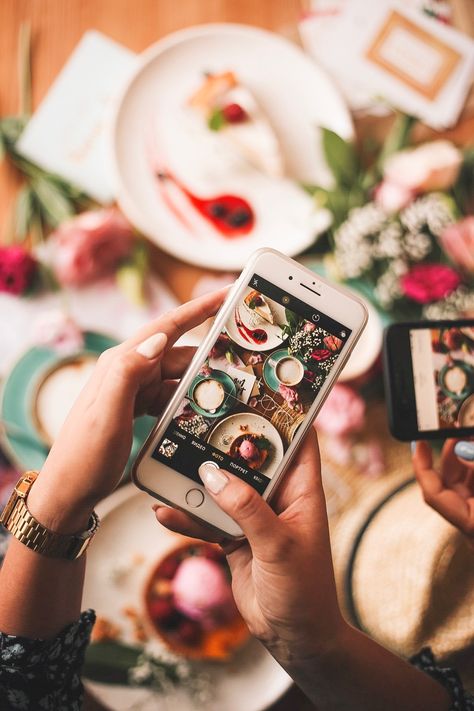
[{"left": 331, "top": 477, "right": 474, "bottom": 692}]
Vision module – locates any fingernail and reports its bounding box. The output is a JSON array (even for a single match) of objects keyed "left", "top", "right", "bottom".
[
  {"left": 454, "top": 441, "right": 474, "bottom": 461},
  {"left": 411, "top": 441, "right": 417, "bottom": 454},
  {"left": 199, "top": 464, "right": 229, "bottom": 494},
  {"left": 136, "top": 332, "right": 167, "bottom": 359},
  {"left": 151, "top": 504, "right": 159, "bottom": 511}
]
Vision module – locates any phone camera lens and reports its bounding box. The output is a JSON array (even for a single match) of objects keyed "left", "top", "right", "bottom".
[{"left": 282, "top": 295, "right": 290, "bottom": 305}]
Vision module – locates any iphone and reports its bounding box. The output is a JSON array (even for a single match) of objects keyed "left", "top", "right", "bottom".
[{"left": 133, "top": 249, "right": 368, "bottom": 538}]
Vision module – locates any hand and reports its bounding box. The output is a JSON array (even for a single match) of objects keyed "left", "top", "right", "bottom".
[
  {"left": 413, "top": 439, "right": 474, "bottom": 546},
  {"left": 154, "top": 428, "right": 345, "bottom": 664},
  {"left": 27, "top": 288, "right": 228, "bottom": 533}
]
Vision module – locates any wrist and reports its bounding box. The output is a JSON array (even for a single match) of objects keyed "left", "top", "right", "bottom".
[{"left": 27, "top": 475, "right": 95, "bottom": 535}]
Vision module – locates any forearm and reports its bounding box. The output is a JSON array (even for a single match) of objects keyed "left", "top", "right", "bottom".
[
  {"left": 0, "top": 478, "right": 91, "bottom": 639},
  {"left": 273, "top": 621, "right": 451, "bottom": 711}
]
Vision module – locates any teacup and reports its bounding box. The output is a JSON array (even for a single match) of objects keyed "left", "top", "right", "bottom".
[
  {"left": 193, "top": 378, "right": 225, "bottom": 412},
  {"left": 274, "top": 356, "right": 304, "bottom": 387}
]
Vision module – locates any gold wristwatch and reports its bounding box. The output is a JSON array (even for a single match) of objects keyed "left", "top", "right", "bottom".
[{"left": 0, "top": 471, "right": 100, "bottom": 560}]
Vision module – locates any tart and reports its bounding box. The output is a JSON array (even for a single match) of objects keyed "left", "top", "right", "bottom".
[
  {"left": 144, "top": 541, "right": 249, "bottom": 660},
  {"left": 243, "top": 290, "right": 274, "bottom": 324},
  {"left": 188, "top": 71, "right": 284, "bottom": 178},
  {"left": 229, "top": 432, "right": 271, "bottom": 470}
]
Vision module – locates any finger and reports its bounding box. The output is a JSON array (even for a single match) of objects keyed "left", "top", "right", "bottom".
[
  {"left": 161, "top": 346, "right": 196, "bottom": 380},
  {"left": 454, "top": 441, "right": 474, "bottom": 470},
  {"left": 413, "top": 441, "right": 443, "bottom": 499},
  {"left": 144, "top": 380, "right": 179, "bottom": 417},
  {"left": 116, "top": 287, "right": 229, "bottom": 355},
  {"left": 441, "top": 439, "right": 466, "bottom": 485},
  {"left": 99, "top": 333, "right": 168, "bottom": 413},
  {"left": 197, "top": 464, "right": 284, "bottom": 561},
  {"left": 153, "top": 505, "right": 224, "bottom": 543},
  {"left": 272, "top": 429, "right": 322, "bottom": 515}
]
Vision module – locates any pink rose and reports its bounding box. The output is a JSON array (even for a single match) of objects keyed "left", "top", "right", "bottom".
[
  {"left": 50, "top": 208, "right": 134, "bottom": 286},
  {"left": 199, "top": 364, "right": 212, "bottom": 377},
  {"left": 248, "top": 353, "right": 264, "bottom": 365},
  {"left": 374, "top": 180, "right": 413, "bottom": 213},
  {"left": 0, "top": 246, "right": 37, "bottom": 295},
  {"left": 438, "top": 216, "right": 474, "bottom": 275},
  {"left": 324, "top": 334, "right": 343, "bottom": 352},
  {"left": 383, "top": 140, "right": 462, "bottom": 193},
  {"left": 316, "top": 384, "right": 365, "bottom": 437},
  {"left": 311, "top": 348, "right": 331, "bottom": 362},
  {"left": 401, "top": 264, "right": 461, "bottom": 304},
  {"left": 278, "top": 384, "right": 301, "bottom": 410},
  {"left": 33, "top": 310, "right": 84, "bottom": 355},
  {"left": 303, "top": 321, "right": 316, "bottom": 332}
]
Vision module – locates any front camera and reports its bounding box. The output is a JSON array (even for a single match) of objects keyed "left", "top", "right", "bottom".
[
  {"left": 288, "top": 275, "right": 293, "bottom": 280},
  {"left": 282, "top": 295, "right": 290, "bottom": 305}
]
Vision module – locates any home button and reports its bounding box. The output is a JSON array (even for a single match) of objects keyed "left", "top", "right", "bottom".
[{"left": 185, "top": 488, "right": 205, "bottom": 508}]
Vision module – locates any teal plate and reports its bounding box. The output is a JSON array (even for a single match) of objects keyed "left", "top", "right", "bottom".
[
  {"left": 263, "top": 349, "right": 306, "bottom": 393},
  {"left": 0, "top": 332, "right": 155, "bottom": 473},
  {"left": 188, "top": 369, "right": 237, "bottom": 418}
]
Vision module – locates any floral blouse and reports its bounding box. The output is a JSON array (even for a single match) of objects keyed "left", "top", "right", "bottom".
[{"left": 0, "top": 610, "right": 473, "bottom": 710}]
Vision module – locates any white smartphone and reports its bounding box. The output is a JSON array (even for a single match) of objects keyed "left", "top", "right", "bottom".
[{"left": 133, "top": 249, "right": 368, "bottom": 538}]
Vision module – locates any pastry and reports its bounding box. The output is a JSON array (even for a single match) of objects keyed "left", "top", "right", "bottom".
[
  {"left": 243, "top": 290, "right": 274, "bottom": 324},
  {"left": 189, "top": 71, "right": 284, "bottom": 178}
]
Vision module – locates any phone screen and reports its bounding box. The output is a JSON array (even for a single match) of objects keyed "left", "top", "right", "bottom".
[
  {"left": 410, "top": 325, "right": 474, "bottom": 432},
  {"left": 152, "top": 274, "right": 351, "bottom": 493}
]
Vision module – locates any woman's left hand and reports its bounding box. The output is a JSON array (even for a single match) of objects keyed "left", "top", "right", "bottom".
[{"left": 27, "top": 288, "right": 228, "bottom": 533}]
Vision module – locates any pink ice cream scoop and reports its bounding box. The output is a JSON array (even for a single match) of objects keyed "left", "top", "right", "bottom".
[
  {"left": 172, "top": 557, "right": 235, "bottom": 626},
  {"left": 239, "top": 438, "right": 259, "bottom": 460}
]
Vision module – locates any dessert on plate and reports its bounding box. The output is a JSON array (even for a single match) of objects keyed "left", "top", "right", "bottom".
[
  {"left": 229, "top": 431, "right": 272, "bottom": 470},
  {"left": 145, "top": 541, "right": 249, "bottom": 660},
  {"left": 188, "top": 71, "right": 284, "bottom": 178},
  {"left": 243, "top": 290, "right": 274, "bottom": 324}
]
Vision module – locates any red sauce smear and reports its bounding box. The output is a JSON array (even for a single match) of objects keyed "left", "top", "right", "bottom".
[
  {"left": 234, "top": 307, "right": 267, "bottom": 344},
  {"left": 156, "top": 171, "right": 254, "bottom": 238}
]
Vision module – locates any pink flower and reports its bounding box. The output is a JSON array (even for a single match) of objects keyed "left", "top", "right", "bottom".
[
  {"left": 33, "top": 310, "right": 84, "bottom": 355},
  {"left": 401, "top": 264, "right": 461, "bottom": 304},
  {"left": 278, "top": 384, "right": 301, "bottom": 410},
  {"left": 303, "top": 321, "right": 316, "bottom": 332},
  {"left": 248, "top": 353, "right": 264, "bottom": 365},
  {"left": 316, "top": 384, "right": 365, "bottom": 437},
  {"left": 374, "top": 180, "right": 413, "bottom": 213},
  {"left": 324, "top": 334, "right": 343, "bottom": 352},
  {"left": 210, "top": 333, "right": 232, "bottom": 359},
  {"left": 50, "top": 208, "right": 134, "bottom": 286},
  {"left": 311, "top": 348, "right": 331, "bottom": 362},
  {"left": 199, "top": 364, "right": 212, "bottom": 377},
  {"left": 383, "top": 140, "right": 462, "bottom": 193},
  {"left": 438, "top": 216, "right": 474, "bottom": 275},
  {"left": 0, "top": 246, "right": 37, "bottom": 295}
]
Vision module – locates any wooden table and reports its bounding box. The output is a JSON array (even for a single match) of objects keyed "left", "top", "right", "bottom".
[{"left": 1, "top": 2, "right": 473, "bottom": 710}]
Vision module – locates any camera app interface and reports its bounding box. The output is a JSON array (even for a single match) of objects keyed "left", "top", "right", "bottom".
[
  {"left": 410, "top": 325, "right": 474, "bottom": 432},
  {"left": 153, "top": 274, "right": 351, "bottom": 493}
]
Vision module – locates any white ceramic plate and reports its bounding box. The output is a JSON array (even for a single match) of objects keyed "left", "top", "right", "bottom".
[
  {"left": 207, "top": 412, "right": 284, "bottom": 478},
  {"left": 113, "top": 23, "right": 353, "bottom": 271},
  {"left": 225, "top": 286, "right": 288, "bottom": 352},
  {"left": 83, "top": 484, "right": 291, "bottom": 711}
]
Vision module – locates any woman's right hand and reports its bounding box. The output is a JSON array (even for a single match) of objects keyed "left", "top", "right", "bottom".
[
  {"left": 413, "top": 439, "right": 474, "bottom": 547},
  {"left": 154, "top": 428, "right": 346, "bottom": 665}
]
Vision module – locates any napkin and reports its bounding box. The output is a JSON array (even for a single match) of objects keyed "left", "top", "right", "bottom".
[{"left": 17, "top": 31, "right": 138, "bottom": 204}]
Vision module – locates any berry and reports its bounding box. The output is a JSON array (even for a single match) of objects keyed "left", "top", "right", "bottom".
[
  {"left": 222, "top": 103, "right": 248, "bottom": 123},
  {"left": 158, "top": 557, "right": 180, "bottom": 579},
  {"left": 148, "top": 598, "right": 174, "bottom": 622},
  {"left": 176, "top": 619, "right": 202, "bottom": 646},
  {"left": 208, "top": 202, "right": 228, "bottom": 218},
  {"left": 227, "top": 209, "right": 252, "bottom": 227}
]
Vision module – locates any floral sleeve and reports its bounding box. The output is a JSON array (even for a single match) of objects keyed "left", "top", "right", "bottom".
[
  {"left": 411, "top": 648, "right": 474, "bottom": 711},
  {"left": 0, "top": 610, "right": 95, "bottom": 711}
]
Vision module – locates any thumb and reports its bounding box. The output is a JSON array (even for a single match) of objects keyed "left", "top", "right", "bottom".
[
  {"left": 101, "top": 332, "right": 168, "bottom": 410},
  {"left": 198, "top": 463, "right": 283, "bottom": 557}
]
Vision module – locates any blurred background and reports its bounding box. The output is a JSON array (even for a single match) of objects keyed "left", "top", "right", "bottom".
[{"left": 0, "top": 2, "right": 473, "bottom": 710}]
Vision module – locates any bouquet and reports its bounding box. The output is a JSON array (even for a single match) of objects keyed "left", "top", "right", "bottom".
[{"left": 311, "top": 117, "right": 474, "bottom": 320}]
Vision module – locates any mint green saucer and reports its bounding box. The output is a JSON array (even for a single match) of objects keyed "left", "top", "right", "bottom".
[{"left": 1, "top": 332, "right": 154, "bottom": 473}]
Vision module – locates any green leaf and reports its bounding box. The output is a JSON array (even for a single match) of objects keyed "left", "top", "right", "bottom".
[
  {"left": 321, "top": 128, "right": 359, "bottom": 187},
  {"left": 377, "top": 113, "right": 416, "bottom": 171},
  {"left": 14, "top": 185, "right": 34, "bottom": 240},
  {"left": 83, "top": 641, "right": 142, "bottom": 686},
  {"left": 208, "top": 108, "right": 226, "bottom": 131},
  {"left": 31, "top": 176, "right": 74, "bottom": 227}
]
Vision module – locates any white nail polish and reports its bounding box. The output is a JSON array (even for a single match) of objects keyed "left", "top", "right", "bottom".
[
  {"left": 199, "top": 464, "right": 229, "bottom": 494},
  {"left": 136, "top": 332, "right": 167, "bottom": 359}
]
